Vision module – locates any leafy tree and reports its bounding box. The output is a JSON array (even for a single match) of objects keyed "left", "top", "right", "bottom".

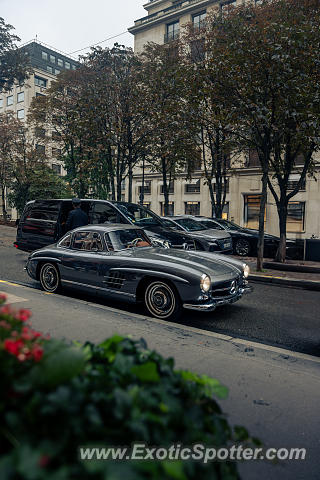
[
  {"left": 29, "top": 70, "right": 94, "bottom": 197},
  {"left": 0, "top": 112, "right": 18, "bottom": 220},
  {"left": 201, "top": 0, "right": 320, "bottom": 267},
  {"left": 137, "top": 43, "right": 200, "bottom": 215},
  {"left": 0, "top": 17, "right": 30, "bottom": 92}
]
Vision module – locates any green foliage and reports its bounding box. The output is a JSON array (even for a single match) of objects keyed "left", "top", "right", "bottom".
[
  {"left": 0, "top": 17, "right": 30, "bottom": 92},
  {"left": 9, "top": 164, "right": 71, "bottom": 215},
  {"left": 0, "top": 296, "right": 258, "bottom": 480}
]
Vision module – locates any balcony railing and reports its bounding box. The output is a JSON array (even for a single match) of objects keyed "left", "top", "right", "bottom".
[{"left": 132, "top": 0, "right": 208, "bottom": 28}]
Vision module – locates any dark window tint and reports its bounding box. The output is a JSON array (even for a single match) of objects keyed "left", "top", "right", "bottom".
[
  {"left": 91, "top": 203, "right": 118, "bottom": 224},
  {"left": 20, "top": 203, "right": 34, "bottom": 221},
  {"left": 30, "top": 201, "right": 60, "bottom": 221}
]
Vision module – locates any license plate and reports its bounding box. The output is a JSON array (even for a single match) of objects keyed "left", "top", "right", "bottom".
[{"left": 224, "top": 242, "right": 231, "bottom": 248}]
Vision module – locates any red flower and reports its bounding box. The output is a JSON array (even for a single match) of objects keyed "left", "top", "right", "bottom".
[
  {"left": 4, "top": 339, "right": 24, "bottom": 356},
  {"left": 32, "top": 345, "right": 44, "bottom": 362},
  {"left": 16, "top": 309, "right": 32, "bottom": 322},
  {"left": 39, "top": 454, "right": 50, "bottom": 468}
]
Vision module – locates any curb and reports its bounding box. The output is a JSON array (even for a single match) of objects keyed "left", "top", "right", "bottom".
[
  {"left": 263, "top": 261, "right": 320, "bottom": 274},
  {"left": 249, "top": 274, "right": 320, "bottom": 291}
]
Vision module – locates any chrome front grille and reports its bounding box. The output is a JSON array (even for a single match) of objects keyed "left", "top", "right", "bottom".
[{"left": 211, "top": 276, "right": 242, "bottom": 298}]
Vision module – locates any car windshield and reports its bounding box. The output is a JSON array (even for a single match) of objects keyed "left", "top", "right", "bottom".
[
  {"left": 116, "top": 203, "right": 163, "bottom": 227},
  {"left": 174, "top": 218, "right": 207, "bottom": 232},
  {"left": 218, "top": 220, "right": 240, "bottom": 230},
  {"left": 104, "top": 229, "right": 152, "bottom": 251},
  {"left": 197, "top": 219, "right": 225, "bottom": 230}
]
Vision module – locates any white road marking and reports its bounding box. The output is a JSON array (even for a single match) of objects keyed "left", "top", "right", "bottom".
[{"left": 0, "top": 291, "right": 29, "bottom": 305}]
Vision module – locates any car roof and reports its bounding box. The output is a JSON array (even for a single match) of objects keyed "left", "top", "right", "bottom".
[{"left": 70, "top": 224, "right": 141, "bottom": 234}]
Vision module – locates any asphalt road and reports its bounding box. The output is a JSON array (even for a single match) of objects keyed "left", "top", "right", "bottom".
[{"left": 1, "top": 229, "right": 320, "bottom": 357}]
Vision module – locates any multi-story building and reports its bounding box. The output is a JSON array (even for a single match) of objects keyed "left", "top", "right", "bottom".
[
  {"left": 0, "top": 40, "right": 78, "bottom": 219},
  {"left": 128, "top": 0, "right": 320, "bottom": 239}
]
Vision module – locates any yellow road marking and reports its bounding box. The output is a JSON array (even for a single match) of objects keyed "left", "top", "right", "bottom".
[{"left": 0, "top": 280, "right": 20, "bottom": 286}]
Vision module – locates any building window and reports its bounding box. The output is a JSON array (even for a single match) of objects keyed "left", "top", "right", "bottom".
[
  {"left": 160, "top": 182, "right": 174, "bottom": 194},
  {"left": 160, "top": 202, "right": 174, "bottom": 216},
  {"left": 185, "top": 179, "right": 201, "bottom": 193},
  {"left": 190, "top": 39, "right": 205, "bottom": 63},
  {"left": 50, "top": 54, "right": 56, "bottom": 63},
  {"left": 213, "top": 179, "right": 229, "bottom": 193},
  {"left": 165, "top": 21, "right": 179, "bottom": 43},
  {"left": 17, "top": 109, "right": 24, "bottom": 119},
  {"left": 248, "top": 149, "right": 260, "bottom": 167},
  {"left": 52, "top": 147, "right": 61, "bottom": 156},
  {"left": 243, "top": 194, "right": 265, "bottom": 229},
  {"left": 52, "top": 164, "right": 62, "bottom": 175},
  {"left": 287, "top": 202, "right": 305, "bottom": 233},
  {"left": 221, "top": 202, "right": 229, "bottom": 220},
  {"left": 52, "top": 131, "right": 61, "bottom": 140},
  {"left": 185, "top": 202, "right": 200, "bottom": 215},
  {"left": 7, "top": 95, "right": 13, "bottom": 106},
  {"left": 17, "top": 92, "right": 24, "bottom": 103},
  {"left": 193, "top": 11, "right": 206, "bottom": 30},
  {"left": 36, "top": 144, "right": 45, "bottom": 154},
  {"left": 0, "top": 98, "right": 3, "bottom": 108},
  {"left": 65, "top": 61, "right": 70, "bottom": 69},
  {"left": 57, "top": 58, "right": 63, "bottom": 67},
  {"left": 42, "top": 51, "right": 48, "bottom": 61},
  {"left": 221, "top": 0, "right": 236, "bottom": 16},
  {"left": 287, "top": 174, "right": 306, "bottom": 191},
  {"left": 47, "top": 66, "right": 53, "bottom": 74},
  {"left": 55, "top": 69, "right": 61, "bottom": 75},
  {"left": 35, "top": 127, "right": 46, "bottom": 138},
  {"left": 35, "top": 76, "right": 47, "bottom": 88},
  {"left": 138, "top": 181, "right": 151, "bottom": 195},
  {"left": 36, "top": 93, "right": 45, "bottom": 98}
]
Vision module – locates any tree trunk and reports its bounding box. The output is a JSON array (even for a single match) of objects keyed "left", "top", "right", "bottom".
[
  {"left": 1, "top": 186, "right": 7, "bottom": 222},
  {"left": 208, "top": 182, "right": 216, "bottom": 218},
  {"left": 256, "top": 171, "right": 268, "bottom": 271},
  {"left": 275, "top": 196, "right": 287, "bottom": 262},
  {"left": 161, "top": 157, "right": 169, "bottom": 216},
  {"left": 128, "top": 161, "right": 133, "bottom": 202}
]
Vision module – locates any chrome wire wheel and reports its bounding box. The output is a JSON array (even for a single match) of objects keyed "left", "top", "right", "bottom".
[
  {"left": 40, "top": 263, "right": 60, "bottom": 293},
  {"left": 235, "top": 239, "right": 250, "bottom": 256},
  {"left": 144, "top": 281, "right": 180, "bottom": 320}
]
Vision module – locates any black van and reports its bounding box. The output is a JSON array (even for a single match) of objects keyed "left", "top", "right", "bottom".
[{"left": 15, "top": 199, "right": 195, "bottom": 252}]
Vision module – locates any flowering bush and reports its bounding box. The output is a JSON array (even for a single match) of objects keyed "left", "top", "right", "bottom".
[{"left": 0, "top": 294, "right": 259, "bottom": 480}]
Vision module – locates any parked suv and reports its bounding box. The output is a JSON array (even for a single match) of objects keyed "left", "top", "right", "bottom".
[{"left": 15, "top": 199, "right": 195, "bottom": 252}]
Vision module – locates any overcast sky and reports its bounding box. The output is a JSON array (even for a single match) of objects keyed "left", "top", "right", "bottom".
[{"left": 0, "top": 0, "right": 146, "bottom": 59}]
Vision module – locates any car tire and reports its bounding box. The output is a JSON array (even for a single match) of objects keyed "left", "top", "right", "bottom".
[
  {"left": 39, "top": 262, "right": 61, "bottom": 293},
  {"left": 144, "top": 280, "right": 182, "bottom": 321},
  {"left": 234, "top": 238, "right": 251, "bottom": 256}
]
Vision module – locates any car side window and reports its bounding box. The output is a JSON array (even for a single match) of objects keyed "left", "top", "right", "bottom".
[
  {"left": 91, "top": 203, "right": 118, "bottom": 224},
  {"left": 104, "top": 233, "right": 115, "bottom": 252},
  {"left": 58, "top": 234, "right": 71, "bottom": 248},
  {"left": 72, "top": 231, "right": 103, "bottom": 251}
]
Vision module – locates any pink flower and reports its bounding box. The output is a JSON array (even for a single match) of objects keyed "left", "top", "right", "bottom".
[{"left": 32, "top": 345, "right": 44, "bottom": 362}]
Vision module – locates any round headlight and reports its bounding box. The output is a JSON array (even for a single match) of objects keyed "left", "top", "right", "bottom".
[
  {"left": 243, "top": 264, "right": 250, "bottom": 278},
  {"left": 200, "top": 274, "right": 211, "bottom": 292}
]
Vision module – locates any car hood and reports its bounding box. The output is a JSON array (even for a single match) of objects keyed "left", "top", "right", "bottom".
[
  {"left": 129, "top": 247, "right": 243, "bottom": 280},
  {"left": 143, "top": 226, "right": 190, "bottom": 244},
  {"left": 189, "top": 229, "right": 231, "bottom": 241}
]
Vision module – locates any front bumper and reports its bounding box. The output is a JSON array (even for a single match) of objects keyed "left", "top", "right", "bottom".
[{"left": 183, "top": 285, "right": 253, "bottom": 312}]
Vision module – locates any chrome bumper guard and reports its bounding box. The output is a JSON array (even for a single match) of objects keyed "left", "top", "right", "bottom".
[{"left": 183, "top": 285, "right": 253, "bottom": 312}]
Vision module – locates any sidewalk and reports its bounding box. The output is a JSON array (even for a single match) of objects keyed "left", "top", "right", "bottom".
[{"left": 236, "top": 256, "right": 320, "bottom": 291}]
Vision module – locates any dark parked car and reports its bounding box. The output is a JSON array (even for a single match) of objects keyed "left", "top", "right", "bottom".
[
  {"left": 162, "top": 216, "right": 233, "bottom": 254},
  {"left": 26, "top": 224, "right": 252, "bottom": 320},
  {"left": 15, "top": 199, "right": 195, "bottom": 252},
  {"left": 192, "top": 217, "right": 281, "bottom": 257}
]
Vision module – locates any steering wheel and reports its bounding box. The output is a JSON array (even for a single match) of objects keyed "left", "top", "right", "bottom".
[{"left": 127, "top": 237, "right": 144, "bottom": 248}]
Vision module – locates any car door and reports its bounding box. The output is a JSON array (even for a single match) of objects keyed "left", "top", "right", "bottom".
[
  {"left": 60, "top": 231, "right": 104, "bottom": 292},
  {"left": 20, "top": 200, "right": 61, "bottom": 250}
]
